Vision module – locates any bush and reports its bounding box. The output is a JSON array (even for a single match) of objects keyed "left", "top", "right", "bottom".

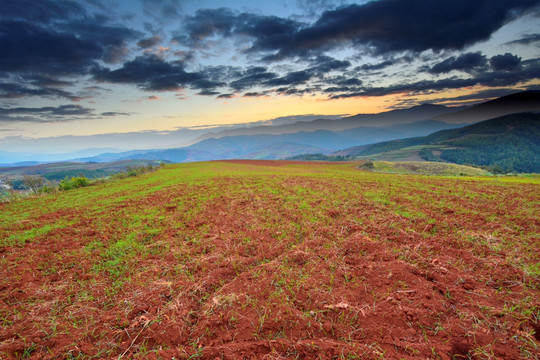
[
  {"left": 59, "top": 176, "right": 90, "bottom": 191},
  {"left": 361, "top": 160, "right": 375, "bottom": 170},
  {"left": 22, "top": 175, "right": 45, "bottom": 193}
]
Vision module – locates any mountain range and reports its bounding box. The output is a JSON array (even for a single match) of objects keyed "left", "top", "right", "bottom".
[
  {"left": 75, "top": 90, "right": 539, "bottom": 164},
  {"left": 1, "top": 90, "right": 539, "bottom": 170}
]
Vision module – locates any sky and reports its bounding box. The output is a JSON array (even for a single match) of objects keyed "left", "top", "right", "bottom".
[{"left": 1, "top": 0, "right": 540, "bottom": 155}]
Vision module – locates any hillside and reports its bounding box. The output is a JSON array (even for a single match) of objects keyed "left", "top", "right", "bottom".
[
  {"left": 336, "top": 112, "right": 540, "bottom": 173},
  {"left": 0, "top": 161, "right": 538, "bottom": 359}
]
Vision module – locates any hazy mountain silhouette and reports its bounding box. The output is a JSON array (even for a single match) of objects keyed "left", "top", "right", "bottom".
[{"left": 336, "top": 112, "right": 540, "bottom": 172}]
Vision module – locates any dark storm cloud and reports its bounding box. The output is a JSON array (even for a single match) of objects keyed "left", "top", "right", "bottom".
[
  {"left": 179, "top": 8, "right": 302, "bottom": 53},
  {"left": 0, "top": 21, "right": 103, "bottom": 75},
  {"left": 92, "top": 54, "right": 223, "bottom": 92},
  {"left": 0, "top": 0, "right": 141, "bottom": 99},
  {"left": 59, "top": 20, "right": 141, "bottom": 64},
  {"left": 0, "top": 0, "right": 86, "bottom": 23},
  {"left": 0, "top": 10, "right": 140, "bottom": 74},
  {"left": 307, "top": 56, "right": 351, "bottom": 75},
  {"left": 282, "top": 0, "right": 540, "bottom": 58},
  {"left": 179, "top": 0, "right": 540, "bottom": 63},
  {"left": 187, "top": 0, "right": 539, "bottom": 60},
  {"left": 490, "top": 53, "right": 522, "bottom": 71},
  {"left": 430, "top": 52, "right": 488, "bottom": 74}
]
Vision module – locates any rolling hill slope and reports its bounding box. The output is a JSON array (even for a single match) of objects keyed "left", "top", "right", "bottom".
[
  {"left": 335, "top": 112, "right": 540, "bottom": 172},
  {"left": 1, "top": 161, "right": 538, "bottom": 358}
]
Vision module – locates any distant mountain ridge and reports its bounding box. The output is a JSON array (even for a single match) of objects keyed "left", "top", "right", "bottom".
[
  {"left": 3, "top": 90, "right": 537, "bottom": 166},
  {"left": 193, "top": 103, "right": 464, "bottom": 142},
  {"left": 78, "top": 119, "right": 465, "bottom": 163},
  {"left": 435, "top": 90, "right": 540, "bottom": 123}
]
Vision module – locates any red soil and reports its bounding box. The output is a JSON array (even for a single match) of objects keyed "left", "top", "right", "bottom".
[{"left": 0, "top": 166, "right": 538, "bottom": 359}]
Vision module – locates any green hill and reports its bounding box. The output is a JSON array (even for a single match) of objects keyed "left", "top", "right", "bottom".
[{"left": 336, "top": 112, "right": 540, "bottom": 173}]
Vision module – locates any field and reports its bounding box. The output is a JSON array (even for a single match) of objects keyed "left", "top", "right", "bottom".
[{"left": 0, "top": 160, "right": 539, "bottom": 359}]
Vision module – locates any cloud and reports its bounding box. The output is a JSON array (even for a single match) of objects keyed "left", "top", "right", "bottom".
[
  {"left": 0, "top": 0, "right": 86, "bottom": 23},
  {"left": 100, "top": 111, "right": 131, "bottom": 116},
  {"left": 265, "top": 71, "right": 312, "bottom": 86},
  {"left": 0, "top": 21, "right": 103, "bottom": 75},
  {"left": 330, "top": 58, "right": 540, "bottom": 99},
  {"left": 307, "top": 56, "right": 351, "bottom": 75},
  {"left": 357, "top": 58, "right": 403, "bottom": 72},
  {"left": 0, "top": 0, "right": 141, "bottom": 100},
  {"left": 256, "top": 0, "right": 540, "bottom": 59},
  {"left": 0, "top": 82, "right": 81, "bottom": 100},
  {"left": 430, "top": 52, "right": 488, "bottom": 74},
  {"left": 229, "top": 68, "right": 278, "bottom": 90},
  {"left": 295, "top": 0, "right": 346, "bottom": 18},
  {"left": 0, "top": 104, "right": 94, "bottom": 122},
  {"left": 502, "top": 33, "right": 540, "bottom": 46},
  {"left": 0, "top": 104, "right": 135, "bottom": 123},
  {"left": 179, "top": 8, "right": 302, "bottom": 53},
  {"left": 142, "top": 0, "right": 183, "bottom": 21},
  {"left": 92, "top": 54, "right": 204, "bottom": 91},
  {"left": 243, "top": 92, "right": 267, "bottom": 97},
  {"left": 137, "top": 35, "right": 162, "bottom": 48},
  {"left": 490, "top": 53, "right": 522, "bottom": 71}
]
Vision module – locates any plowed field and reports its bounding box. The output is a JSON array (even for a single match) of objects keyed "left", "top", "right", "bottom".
[{"left": 1, "top": 161, "right": 538, "bottom": 359}]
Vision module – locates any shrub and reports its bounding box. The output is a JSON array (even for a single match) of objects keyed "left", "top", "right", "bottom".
[
  {"left": 361, "top": 160, "right": 375, "bottom": 170},
  {"left": 59, "top": 176, "right": 90, "bottom": 191}
]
